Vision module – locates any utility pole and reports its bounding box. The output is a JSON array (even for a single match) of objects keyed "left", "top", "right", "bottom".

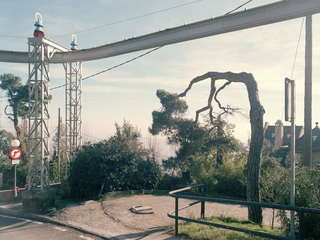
[
  {"left": 304, "top": 15, "right": 312, "bottom": 167},
  {"left": 57, "top": 108, "right": 61, "bottom": 182}
]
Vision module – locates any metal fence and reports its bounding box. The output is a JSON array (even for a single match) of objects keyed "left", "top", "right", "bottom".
[{"left": 167, "top": 184, "right": 320, "bottom": 239}]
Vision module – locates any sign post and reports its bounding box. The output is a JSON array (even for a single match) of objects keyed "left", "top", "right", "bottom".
[
  {"left": 10, "top": 140, "right": 21, "bottom": 198},
  {"left": 285, "top": 78, "right": 296, "bottom": 239}
]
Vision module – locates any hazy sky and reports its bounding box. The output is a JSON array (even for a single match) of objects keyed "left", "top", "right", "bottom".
[{"left": 0, "top": 0, "right": 319, "bottom": 156}]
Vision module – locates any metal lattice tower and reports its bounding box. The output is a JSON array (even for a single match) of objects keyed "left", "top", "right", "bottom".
[
  {"left": 0, "top": 91, "right": 2, "bottom": 130},
  {"left": 64, "top": 59, "right": 82, "bottom": 165},
  {"left": 27, "top": 18, "right": 69, "bottom": 190}
]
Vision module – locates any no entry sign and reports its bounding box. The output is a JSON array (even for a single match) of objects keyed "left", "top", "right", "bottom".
[{"left": 9, "top": 148, "right": 22, "bottom": 160}]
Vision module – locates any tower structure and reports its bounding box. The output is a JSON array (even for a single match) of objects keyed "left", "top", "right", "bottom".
[
  {"left": 27, "top": 13, "right": 69, "bottom": 191},
  {"left": 0, "top": 90, "right": 2, "bottom": 130},
  {"left": 64, "top": 34, "right": 82, "bottom": 170}
]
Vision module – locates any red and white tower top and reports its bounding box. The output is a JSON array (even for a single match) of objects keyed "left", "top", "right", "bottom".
[{"left": 33, "top": 12, "right": 44, "bottom": 37}]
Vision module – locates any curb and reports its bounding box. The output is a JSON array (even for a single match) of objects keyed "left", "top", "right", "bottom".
[
  {"left": 0, "top": 204, "right": 178, "bottom": 240},
  {"left": 0, "top": 205, "right": 111, "bottom": 239}
]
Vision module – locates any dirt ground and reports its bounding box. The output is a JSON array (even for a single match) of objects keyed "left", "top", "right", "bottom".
[{"left": 52, "top": 193, "right": 282, "bottom": 237}]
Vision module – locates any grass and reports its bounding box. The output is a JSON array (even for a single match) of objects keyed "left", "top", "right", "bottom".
[{"left": 177, "top": 215, "right": 287, "bottom": 240}]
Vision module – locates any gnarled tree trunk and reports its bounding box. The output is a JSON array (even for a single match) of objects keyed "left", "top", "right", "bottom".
[{"left": 176, "top": 71, "right": 265, "bottom": 224}]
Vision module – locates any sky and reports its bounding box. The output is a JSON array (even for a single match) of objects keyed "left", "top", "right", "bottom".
[{"left": 0, "top": 0, "right": 319, "bottom": 157}]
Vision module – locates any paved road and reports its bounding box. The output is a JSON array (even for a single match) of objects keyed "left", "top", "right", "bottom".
[{"left": 0, "top": 214, "right": 105, "bottom": 240}]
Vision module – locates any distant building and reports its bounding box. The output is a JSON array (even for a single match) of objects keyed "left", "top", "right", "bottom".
[
  {"left": 295, "top": 122, "right": 320, "bottom": 166},
  {"left": 264, "top": 120, "right": 320, "bottom": 166},
  {"left": 264, "top": 120, "right": 304, "bottom": 150}
]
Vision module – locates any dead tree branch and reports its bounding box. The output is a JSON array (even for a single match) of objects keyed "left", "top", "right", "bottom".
[{"left": 4, "top": 105, "right": 14, "bottom": 122}]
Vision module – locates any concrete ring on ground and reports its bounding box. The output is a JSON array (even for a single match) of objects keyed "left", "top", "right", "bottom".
[{"left": 130, "top": 205, "right": 154, "bottom": 214}]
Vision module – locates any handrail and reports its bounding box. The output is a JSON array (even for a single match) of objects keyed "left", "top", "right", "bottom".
[{"left": 168, "top": 185, "right": 320, "bottom": 239}]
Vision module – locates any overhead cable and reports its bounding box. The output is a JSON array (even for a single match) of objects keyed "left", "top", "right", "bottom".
[
  {"left": 52, "top": 0, "right": 202, "bottom": 39},
  {"left": 82, "top": 46, "right": 163, "bottom": 81},
  {"left": 0, "top": 34, "right": 27, "bottom": 39},
  {"left": 225, "top": 0, "right": 253, "bottom": 15},
  {"left": 290, "top": 17, "right": 305, "bottom": 79},
  {"left": 50, "top": 45, "right": 163, "bottom": 91}
]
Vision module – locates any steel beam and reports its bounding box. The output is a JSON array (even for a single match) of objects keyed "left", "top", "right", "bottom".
[{"left": 0, "top": 0, "right": 319, "bottom": 64}]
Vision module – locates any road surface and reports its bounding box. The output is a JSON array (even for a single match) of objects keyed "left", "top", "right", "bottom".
[{"left": 0, "top": 214, "right": 105, "bottom": 240}]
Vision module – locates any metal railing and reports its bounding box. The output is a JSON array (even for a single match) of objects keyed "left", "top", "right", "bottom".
[{"left": 168, "top": 184, "right": 320, "bottom": 239}]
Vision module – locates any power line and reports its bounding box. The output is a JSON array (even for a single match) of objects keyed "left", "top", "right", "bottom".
[
  {"left": 290, "top": 17, "right": 305, "bottom": 79},
  {"left": 50, "top": 45, "right": 163, "bottom": 91},
  {"left": 0, "top": 34, "right": 27, "bottom": 39},
  {"left": 225, "top": 0, "right": 253, "bottom": 15},
  {"left": 82, "top": 46, "right": 163, "bottom": 81},
  {"left": 83, "top": 133, "right": 103, "bottom": 141},
  {"left": 1, "top": 1, "right": 252, "bottom": 41},
  {"left": 51, "top": 0, "right": 203, "bottom": 39}
]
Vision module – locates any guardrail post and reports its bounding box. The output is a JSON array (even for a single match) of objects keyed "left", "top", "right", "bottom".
[
  {"left": 298, "top": 211, "right": 304, "bottom": 240},
  {"left": 175, "top": 196, "right": 179, "bottom": 236},
  {"left": 201, "top": 186, "right": 205, "bottom": 219}
]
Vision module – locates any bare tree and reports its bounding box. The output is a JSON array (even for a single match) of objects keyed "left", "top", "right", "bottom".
[{"left": 176, "top": 71, "right": 265, "bottom": 224}]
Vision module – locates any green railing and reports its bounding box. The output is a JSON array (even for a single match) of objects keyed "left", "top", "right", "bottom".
[{"left": 168, "top": 184, "right": 320, "bottom": 239}]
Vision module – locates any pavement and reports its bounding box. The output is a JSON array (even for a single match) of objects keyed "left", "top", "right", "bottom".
[
  {"left": 0, "top": 193, "right": 181, "bottom": 240},
  {"left": 0, "top": 193, "right": 282, "bottom": 240}
]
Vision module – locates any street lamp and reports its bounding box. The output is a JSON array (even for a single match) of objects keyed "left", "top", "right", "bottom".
[{"left": 10, "top": 139, "right": 20, "bottom": 198}]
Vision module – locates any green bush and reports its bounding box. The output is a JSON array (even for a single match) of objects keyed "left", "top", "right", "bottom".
[
  {"left": 0, "top": 156, "right": 28, "bottom": 189},
  {"left": 189, "top": 152, "right": 247, "bottom": 198},
  {"left": 260, "top": 160, "right": 320, "bottom": 239},
  {"left": 214, "top": 155, "right": 247, "bottom": 198},
  {"left": 260, "top": 157, "right": 290, "bottom": 205},
  {"left": 189, "top": 153, "right": 217, "bottom": 193},
  {"left": 67, "top": 121, "right": 162, "bottom": 199},
  {"left": 157, "top": 172, "right": 192, "bottom": 190}
]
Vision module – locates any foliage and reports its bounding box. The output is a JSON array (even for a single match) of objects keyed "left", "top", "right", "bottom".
[
  {"left": 189, "top": 151, "right": 247, "bottom": 198},
  {"left": 260, "top": 157, "right": 290, "bottom": 205},
  {"left": 0, "top": 129, "right": 14, "bottom": 156},
  {"left": 294, "top": 167, "right": 320, "bottom": 238},
  {"left": 149, "top": 89, "right": 188, "bottom": 136},
  {"left": 0, "top": 74, "right": 29, "bottom": 163},
  {"left": 0, "top": 156, "right": 28, "bottom": 189},
  {"left": 157, "top": 172, "right": 192, "bottom": 190},
  {"left": 189, "top": 153, "right": 217, "bottom": 192},
  {"left": 51, "top": 122, "right": 67, "bottom": 182},
  {"left": 150, "top": 89, "right": 238, "bottom": 173},
  {"left": 49, "top": 160, "right": 63, "bottom": 184},
  {"left": 67, "top": 120, "right": 162, "bottom": 199},
  {"left": 0, "top": 129, "right": 28, "bottom": 189},
  {"left": 178, "top": 215, "right": 286, "bottom": 239},
  {"left": 0, "top": 74, "right": 28, "bottom": 137},
  {"left": 260, "top": 160, "right": 320, "bottom": 239},
  {"left": 214, "top": 154, "right": 247, "bottom": 198}
]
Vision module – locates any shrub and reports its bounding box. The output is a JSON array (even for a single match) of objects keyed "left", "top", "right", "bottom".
[
  {"left": 0, "top": 156, "right": 28, "bottom": 189},
  {"left": 189, "top": 152, "right": 247, "bottom": 198},
  {"left": 214, "top": 155, "right": 247, "bottom": 198},
  {"left": 157, "top": 172, "right": 192, "bottom": 190},
  {"left": 260, "top": 160, "right": 320, "bottom": 239},
  {"left": 67, "top": 121, "right": 162, "bottom": 199},
  {"left": 189, "top": 153, "right": 217, "bottom": 193}
]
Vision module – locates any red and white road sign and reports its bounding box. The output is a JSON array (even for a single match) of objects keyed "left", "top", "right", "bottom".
[{"left": 9, "top": 148, "right": 22, "bottom": 160}]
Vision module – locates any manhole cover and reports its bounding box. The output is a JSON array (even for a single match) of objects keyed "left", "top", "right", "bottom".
[{"left": 130, "top": 205, "right": 154, "bottom": 214}]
